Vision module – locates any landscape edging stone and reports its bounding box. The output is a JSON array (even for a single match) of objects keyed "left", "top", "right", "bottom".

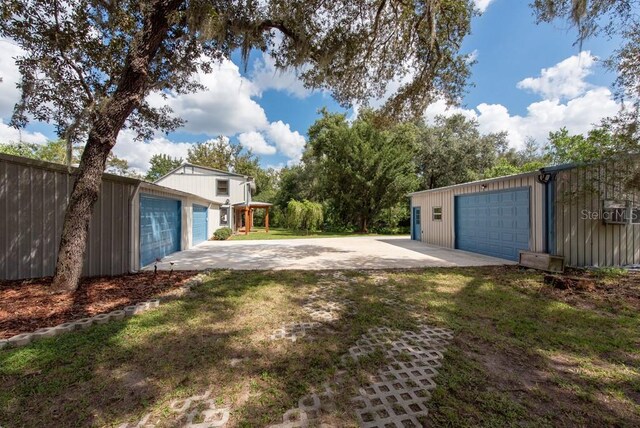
[{"left": 1, "top": 275, "right": 206, "bottom": 350}]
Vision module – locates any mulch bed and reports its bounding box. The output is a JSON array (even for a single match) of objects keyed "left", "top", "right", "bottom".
[{"left": 0, "top": 271, "right": 198, "bottom": 339}]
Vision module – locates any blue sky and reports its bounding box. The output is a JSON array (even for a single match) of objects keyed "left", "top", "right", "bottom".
[{"left": 0, "top": 0, "right": 623, "bottom": 172}]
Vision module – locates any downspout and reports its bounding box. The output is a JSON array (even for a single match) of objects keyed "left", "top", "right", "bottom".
[
  {"left": 129, "top": 181, "right": 143, "bottom": 273},
  {"left": 547, "top": 174, "right": 556, "bottom": 255},
  {"left": 537, "top": 170, "right": 556, "bottom": 254}
]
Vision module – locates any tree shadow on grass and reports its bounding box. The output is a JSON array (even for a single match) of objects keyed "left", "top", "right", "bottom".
[
  {"left": 409, "top": 267, "right": 640, "bottom": 427},
  {"left": 1, "top": 269, "right": 406, "bottom": 427},
  {"left": 3, "top": 267, "right": 637, "bottom": 427}
]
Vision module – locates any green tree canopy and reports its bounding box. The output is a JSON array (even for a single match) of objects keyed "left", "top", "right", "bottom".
[
  {"left": 544, "top": 127, "right": 618, "bottom": 165},
  {"left": 145, "top": 154, "right": 183, "bottom": 182},
  {"left": 484, "top": 138, "right": 546, "bottom": 178},
  {"left": 186, "top": 137, "right": 259, "bottom": 177},
  {"left": 0, "top": 139, "right": 139, "bottom": 176},
  {"left": 305, "top": 109, "right": 418, "bottom": 232},
  {"left": 415, "top": 114, "right": 508, "bottom": 189}
]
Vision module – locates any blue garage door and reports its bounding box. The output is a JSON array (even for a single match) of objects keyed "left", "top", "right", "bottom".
[
  {"left": 192, "top": 204, "right": 208, "bottom": 245},
  {"left": 455, "top": 188, "right": 530, "bottom": 261},
  {"left": 140, "top": 194, "right": 181, "bottom": 267}
]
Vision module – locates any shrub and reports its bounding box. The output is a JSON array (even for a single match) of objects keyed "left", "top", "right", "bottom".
[
  {"left": 285, "top": 199, "right": 324, "bottom": 234},
  {"left": 286, "top": 200, "right": 305, "bottom": 231},
  {"left": 301, "top": 200, "right": 323, "bottom": 232},
  {"left": 212, "top": 227, "right": 232, "bottom": 241}
]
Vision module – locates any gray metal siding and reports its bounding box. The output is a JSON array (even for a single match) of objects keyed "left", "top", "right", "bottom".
[
  {"left": 0, "top": 157, "right": 135, "bottom": 280},
  {"left": 553, "top": 164, "right": 640, "bottom": 267}
]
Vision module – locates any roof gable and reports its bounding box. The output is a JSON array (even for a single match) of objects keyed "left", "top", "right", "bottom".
[{"left": 154, "top": 162, "right": 253, "bottom": 183}]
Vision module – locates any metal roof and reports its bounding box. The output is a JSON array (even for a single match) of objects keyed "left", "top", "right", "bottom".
[
  {"left": 408, "top": 162, "right": 582, "bottom": 197},
  {"left": 0, "top": 152, "right": 141, "bottom": 185},
  {"left": 408, "top": 170, "right": 541, "bottom": 196},
  {"left": 232, "top": 201, "right": 273, "bottom": 207},
  {"left": 0, "top": 153, "right": 220, "bottom": 205},
  {"left": 154, "top": 162, "right": 254, "bottom": 182}
]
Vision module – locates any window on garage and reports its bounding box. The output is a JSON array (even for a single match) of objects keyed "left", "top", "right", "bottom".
[
  {"left": 216, "top": 179, "right": 229, "bottom": 196},
  {"left": 432, "top": 206, "right": 442, "bottom": 221}
]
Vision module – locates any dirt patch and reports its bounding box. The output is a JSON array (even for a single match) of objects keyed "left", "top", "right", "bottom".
[
  {"left": 0, "top": 271, "right": 197, "bottom": 338},
  {"left": 538, "top": 270, "right": 640, "bottom": 312},
  {"left": 484, "top": 265, "right": 640, "bottom": 313}
]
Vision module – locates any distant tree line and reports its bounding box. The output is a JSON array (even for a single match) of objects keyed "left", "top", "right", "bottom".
[
  {"left": 4, "top": 110, "right": 632, "bottom": 234},
  {"left": 0, "top": 139, "right": 141, "bottom": 178}
]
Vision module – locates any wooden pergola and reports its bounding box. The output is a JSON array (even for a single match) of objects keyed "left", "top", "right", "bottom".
[{"left": 233, "top": 201, "right": 273, "bottom": 235}]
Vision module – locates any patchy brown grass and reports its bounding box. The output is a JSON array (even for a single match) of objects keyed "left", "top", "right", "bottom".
[{"left": 0, "top": 267, "right": 638, "bottom": 427}]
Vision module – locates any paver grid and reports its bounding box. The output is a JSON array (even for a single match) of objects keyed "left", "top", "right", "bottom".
[
  {"left": 121, "top": 273, "right": 451, "bottom": 428},
  {"left": 119, "top": 389, "right": 230, "bottom": 428},
  {"left": 269, "top": 323, "right": 453, "bottom": 428},
  {"left": 349, "top": 326, "right": 453, "bottom": 428},
  {"left": 270, "top": 276, "right": 355, "bottom": 342}
]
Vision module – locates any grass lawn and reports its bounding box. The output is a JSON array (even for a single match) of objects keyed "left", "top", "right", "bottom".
[
  {"left": 1, "top": 267, "right": 638, "bottom": 427},
  {"left": 229, "top": 227, "right": 383, "bottom": 240}
]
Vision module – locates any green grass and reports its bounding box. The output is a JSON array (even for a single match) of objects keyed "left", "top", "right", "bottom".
[
  {"left": 228, "top": 227, "right": 382, "bottom": 240},
  {"left": 591, "top": 266, "right": 629, "bottom": 279},
  {"left": 1, "top": 267, "right": 638, "bottom": 427}
]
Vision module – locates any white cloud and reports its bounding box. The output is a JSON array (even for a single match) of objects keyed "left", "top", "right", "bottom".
[
  {"left": 424, "top": 53, "right": 620, "bottom": 148},
  {"left": 517, "top": 51, "right": 596, "bottom": 100},
  {"left": 251, "top": 54, "right": 311, "bottom": 99},
  {"left": 266, "top": 121, "right": 306, "bottom": 163},
  {"left": 423, "top": 98, "right": 478, "bottom": 122},
  {"left": 238, "top": 131, "right": 276, "bottom": 155},
  {"left": 476, "top": 88, "right": 618, "bottom": 147},
  {"left": 142, "top": 57, "right": 308, "bottom": 164},
  {"left": 112, "top": 129, "right": 192, "bottom": 172},
  {"left": 0, "top": 41, "right": 310, "bottom": 167},
  {"left": 467, "top": 49, "right": 479, "bottom": 63},
  {"left": 0, "top": 119, "right": 48, "bottom": 145},
  {"left": 148, "top": 59, "right": 269, "bottom": 136},
  {"left": 474, "top": 0, "right": 495, "bottom": 13},
  {"left": 0, "top": 39, "right": 23, "bottom": 119},
  {"left": 265, "top": 162, "right": 285, "bottom": 172}
]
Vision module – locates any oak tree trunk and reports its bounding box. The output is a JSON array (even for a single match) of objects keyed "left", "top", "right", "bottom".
[
  {"left": 51, "top": 0, "right": 180, "bottom": 293},
  {"left": 359, "top": 217, "right": 369, "bottom": 234},
  {"left": 52, "top": 136, "right": 115, "bottom": 292}
]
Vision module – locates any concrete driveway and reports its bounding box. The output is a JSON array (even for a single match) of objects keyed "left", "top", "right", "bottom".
[{"left": 150, "top": 236, "right": 513, "bottom": 271}]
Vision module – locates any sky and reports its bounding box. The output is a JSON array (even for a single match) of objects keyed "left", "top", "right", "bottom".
[{"left": 0, "top": 0, "right": 624, "bottom": 173}]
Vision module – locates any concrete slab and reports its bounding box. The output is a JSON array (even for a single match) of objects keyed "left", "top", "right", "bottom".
[{"left": 149, "top": 236, "right": 514, "bottom": 271}]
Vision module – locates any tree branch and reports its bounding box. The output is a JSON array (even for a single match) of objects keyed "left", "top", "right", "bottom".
[{"left": 53, "top": 0, "right": 94, "bottom": 104}]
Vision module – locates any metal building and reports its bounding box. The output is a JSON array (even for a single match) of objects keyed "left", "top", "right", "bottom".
[
  {"left": 0, "top": 154, "right": 218, "bottom": 280},
  {"left": 409, "top": 163, "right": 640, "bottom": 267}
]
